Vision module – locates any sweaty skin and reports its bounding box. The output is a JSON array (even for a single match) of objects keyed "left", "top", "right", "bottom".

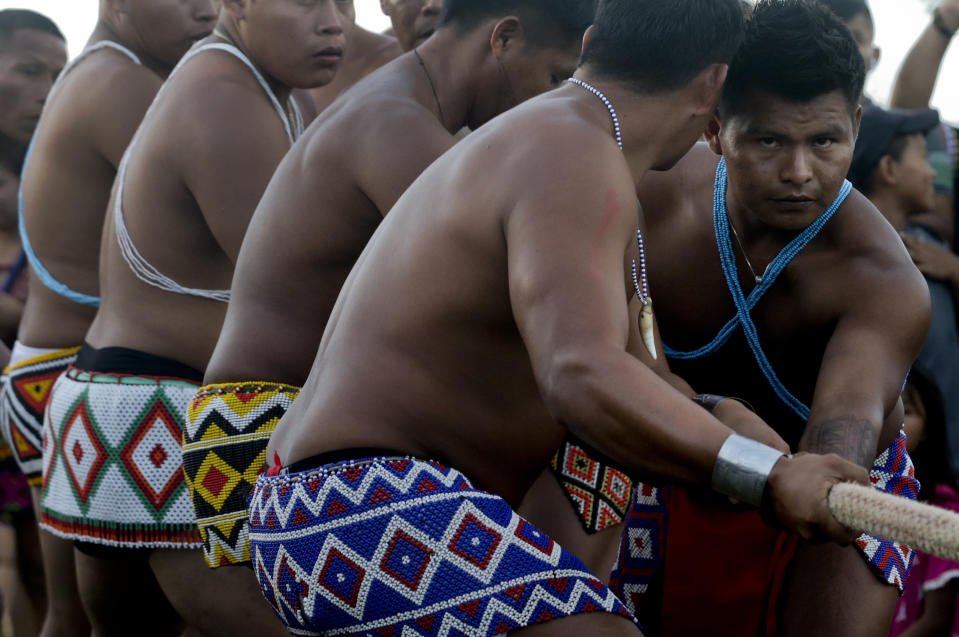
[
  {"left": 639, "top": 93, "right": 930, "bottom": 636},
  {"left": 266, "top": 70, "right": 868, "bottom": 577},
  {"left": 205, "top": 20, "right": 581, "bottom": 386},
  {"left": 17, "top": 5, "right": 216, "bottom": 637},
  {"left": 82, "top": 2, "right": 348, "bottom": 636}
]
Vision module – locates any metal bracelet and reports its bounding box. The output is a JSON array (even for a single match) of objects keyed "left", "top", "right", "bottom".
[
  {"left": 711, "top": 434, "right": 785, "bottom": 507},
  {"left": 692, "top": 393, "right": 756, "bottom": 413}
]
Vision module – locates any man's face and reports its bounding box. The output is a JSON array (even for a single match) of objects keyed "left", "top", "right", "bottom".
[
  {"left": 470, "top": 39, "right": 581, "bottom": 130},
  {"left": 845, "top": 12, "right": 878, "bottom": 75},
  {"left": 380, "top": 0, "right": 441, "bottom": 51},
  {"left": 243, "top": 0, "right": 350, "bottom": 89},
  {"left": 0, "top": 28, "right": 66, "bottom": 144},
  {"left": 889, "top": 134, "right": 937, "bottom": 215},
  {"left": 126, "top": 0, "right": 217, "bottom": 67},
  {"left": 711, "top": 89, "right": 859, "bottom": 231}
]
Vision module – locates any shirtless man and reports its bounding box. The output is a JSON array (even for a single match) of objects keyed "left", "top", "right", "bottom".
[
  {"left": 610, "top": 3, "right": 930, "bottom": 635},
  {"left": 8, "top": 4, "right": 216, "bottom": 636},
  {"left": 37, "top": 2, "right": 346, "bottom": 636},
  {"left": 196, "top": 0, "right": 592, "bottom": 573},
  {"left": 246, "top": 1, "right": 870, "bottom": 634}
]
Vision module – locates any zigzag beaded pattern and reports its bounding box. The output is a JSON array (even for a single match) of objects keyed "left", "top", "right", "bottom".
[
  {"left": 40, "top": 367, "right": 202, "bottom": 548},
  {"left": 610, "top": 431, "right": 919, "bottom": 614},
  {"left": 184, "top": 382, "right": 299, "bottom": 567},
  {"left": 853, "top": 431, "right": 919, "bottom": 592},
  {"left": 249, "top": 457, "right": 634, "bottom": 635},
  {"left": 607, "top": 482, "right": 669, "bottom": 616},
  {"left": 548, "top": 438, "right": 635, "bottom": 534},
  {"left": 0, "top": 347, "right": 79, "bottom": 485}
]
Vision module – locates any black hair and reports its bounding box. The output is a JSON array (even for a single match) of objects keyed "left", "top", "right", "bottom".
[
  {"left": 815, "top": 0, "right": 873, "bottom": 28},
  {"left": 0, "top": 9, "right": 65, "bottom": 45},
  {"left": 905, "top": 365, "right": 959, "bottom": 500},
  {"left": 720, "top": 0, "right": 865, "bottom": 118},
  {"left": 438, "top": 0, "right": 596, "bottom": 50},
  {"left": 580, "top": 0, "right": 745, "bottom": 94}
]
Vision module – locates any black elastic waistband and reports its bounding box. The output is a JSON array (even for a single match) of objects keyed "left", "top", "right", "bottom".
[
  {"left": 77, "top": 343, "right": 203, "bottom": 382},
  {"left": 282, "top": 447, "right": 411, "bottom": 475}
]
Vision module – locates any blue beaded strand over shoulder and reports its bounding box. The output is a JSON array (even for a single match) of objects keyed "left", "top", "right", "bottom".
[{"left": 663, "top": 157, "right": 852, "bottom": 420}]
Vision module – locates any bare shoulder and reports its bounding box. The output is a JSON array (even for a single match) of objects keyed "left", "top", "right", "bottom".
[
  {"left": 57, "top": 48, "right": 162, "bottom": 115},
  {"left": 828, "top": 188, "right": 929, "bottom": 314},
  {"left": 639, "top": 142, "right": 719, "bottom": 218},
  {"left": 356, "top": 29, "right": 402, "bottom": 77}
]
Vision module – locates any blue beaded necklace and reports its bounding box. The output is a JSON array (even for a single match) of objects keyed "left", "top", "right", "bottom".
[{"left": 664, "top": 157, "right": 852, "bottom": 420}]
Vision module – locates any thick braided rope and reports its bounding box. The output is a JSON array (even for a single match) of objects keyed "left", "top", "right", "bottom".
[{"left": 829, "top": 482, "right": 959, "bottom": 561}]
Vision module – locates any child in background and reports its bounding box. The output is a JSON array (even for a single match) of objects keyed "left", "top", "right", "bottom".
[{"left": 891, "top": 366, "right": 959, "bottom": 636}]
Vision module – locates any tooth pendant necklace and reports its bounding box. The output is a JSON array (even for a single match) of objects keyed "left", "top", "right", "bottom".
[{"left": 568, "top": 78, "right": 657, "bottom": 360}]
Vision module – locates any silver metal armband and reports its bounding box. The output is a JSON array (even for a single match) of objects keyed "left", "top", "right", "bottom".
[{"left": 711, "top": 434, "right": 785, "bottom": 507}]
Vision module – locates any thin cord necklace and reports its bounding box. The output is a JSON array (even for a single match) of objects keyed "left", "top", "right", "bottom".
[
  {"left": 568, "top": 78, "right": 657, "bottom": 360},
  {"left": 413, "top": 48, "right": 446, "bottom": 130},
  {"left": 727, "top": 217, "right": 770, "bottom": 284},
  {"left": 212, "top": 26, "right": 299, "bottom": 139}
]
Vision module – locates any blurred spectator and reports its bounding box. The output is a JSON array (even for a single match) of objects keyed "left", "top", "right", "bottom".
[
  {"left": 889, "top": 366, "right": 959, "bottom": 637},
  {"left": 890, "top": 1, "right": 959, "bottom": 247},
  {"left": 819, "top": 0, "right": 958, "bottom": 244},
  {"left": 0, "top": 9, "right": 65, "bottom": 148},
  {"left": 0, "top": 145, "right": 27, "bottom": 347},
  {"left": 848, "top": 105, "right": 959, "bottom": 482}
]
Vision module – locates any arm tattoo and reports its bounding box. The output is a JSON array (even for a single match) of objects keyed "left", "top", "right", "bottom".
[{"left": 803, "top": 416, "right": 879, "bottom": 468}]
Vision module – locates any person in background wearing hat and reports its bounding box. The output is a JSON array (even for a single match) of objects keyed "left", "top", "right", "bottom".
[{"left": 847, "top": 105, "right": 959, "bottom": 482}]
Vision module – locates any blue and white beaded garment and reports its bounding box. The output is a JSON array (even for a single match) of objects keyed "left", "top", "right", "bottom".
[
  {"left": 248, "top": 456, "right": 635, "bottom": 636},
  {"left": 664, "top": 157, "right": 853, "bottom": 421}
]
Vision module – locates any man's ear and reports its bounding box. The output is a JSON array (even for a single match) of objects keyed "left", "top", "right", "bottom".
[
  {"left": 490, "top": 16, "right": 524, "bottom": 60},
  {"left": 691, "top": 63, "right": 728, "bottom": 117},
  {"left": 704, "top": 113, "right": 724, "bottom": 155},
  {"left": 852, "top": 103, "right": 863, "bottom": 141},
  {"left": 871, "top": 45, "right": 881, "bottom": 71},
  {"left": 580, "top": 24, "right": 594, "bottom": 56},
  {"left": 877, "top": 154, "right": 898, "bottom": 186}
]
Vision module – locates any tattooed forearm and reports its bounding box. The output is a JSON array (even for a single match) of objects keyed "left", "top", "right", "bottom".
[{"left": 801, "top": 416, "right": 879, "bottom": 468}]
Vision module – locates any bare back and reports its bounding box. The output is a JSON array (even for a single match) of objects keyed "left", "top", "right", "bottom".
[
  {"left": 205, "top": 52, "right": 455, "bottom": 385},
  {"left": 18, "top": 47, "right": 162, "bottom": 348},
  {"left": 86, "top": 40, "right": 299, "bottom": 371},
  {"left": 267, "top": 90, "right": 650, "bottom": 505}
]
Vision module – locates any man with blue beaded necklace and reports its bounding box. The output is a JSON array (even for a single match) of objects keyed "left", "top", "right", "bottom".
[
  {"left": 249, "top": 0, "right": 875, "bottom": 635},
  {"left": 616, "top": 1, "right": 930, "bottom": 635}
]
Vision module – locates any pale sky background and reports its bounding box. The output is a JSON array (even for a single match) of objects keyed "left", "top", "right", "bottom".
[{"left": 6, "top": 0, "right": 959, "bottom": 123}]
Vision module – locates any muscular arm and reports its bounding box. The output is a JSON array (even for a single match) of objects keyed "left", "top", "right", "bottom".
[
  {"left": 890, "top": 1, "right": 959, "bottom": 109},
  {"left": 784, "top": 246, "right": 930, "bottom": 637},
  {"left": 800, "top": 257, "right": 930, "bottom": 466}
]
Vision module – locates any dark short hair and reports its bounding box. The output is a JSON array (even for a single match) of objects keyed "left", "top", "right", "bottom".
[
  {"left": 0, "top": 9, "right": 65, "bottom": 45},
  {"left": 580, "top": 0, "right": 746, "bottom": 94},
  {"left": 720, "top": 0, "right": 865, "bottom": 118},
  {"left": 816, "top": 0, "right": 873, "bottom": 28},
  {"left": 438, "top": 0, "right": 596, "bottom": 50}
]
